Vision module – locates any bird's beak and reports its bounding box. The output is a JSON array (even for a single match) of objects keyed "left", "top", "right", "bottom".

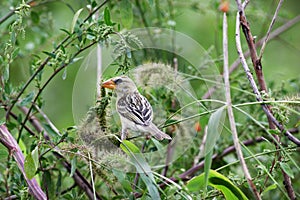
[{"left": 101, "top": 79, "right": 116, "bottom": 90}]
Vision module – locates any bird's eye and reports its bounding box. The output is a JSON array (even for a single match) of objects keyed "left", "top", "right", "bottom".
[{"left": 114, "top": 78, "right": 122, "bottom": 84}]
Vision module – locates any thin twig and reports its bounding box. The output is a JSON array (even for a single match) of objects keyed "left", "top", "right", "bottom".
[
  {"left": 224, "top": 12, "right": 261, "bottom": 199},
  {"left": 234, "top": 3, "right": 298, "bottom": 198},
  {"left": 53, "top": 151, "right": 103, "bottom": 200},
  {"left": 258, "top": 0, "right": 284, "bottom": 60},
  {"left": 18, "top": 40, "right": 99, "bottom": 140},
  {"left": 282, "top": 170, "right": 296, "bottom": 200},
  {"left": 133, "top": 137, "right": 268, "bottom": 199},
  {"left": 201, "top": 14, "right": 300, "bottom": 100},
  {"left": 162, "top": 139, "right": 174, "bottom": 176},
  {"left": 5, "top": 0, "right": 109, "bottom": 120},
  {"left": 88, "top": 152, "right": 97, "bottom": 200},
  {"left": 16, "top": 105, "right": 102, "bottom": 200},
  {"left": 157, "top": 137, "right": 265, "bottom": 188},
  {"left": 0, "top": 0, "right": 34, "bottom": 25},
  {"left": 33, "top": 104, "right": 61, "bottom": 136},
  {"left": 242, "top": 0, "right": 250, "bottom": 9},
  {"left": 5, "top": 106, "right": 37, "bottom": 137},
  {"left": 235, "top": 2, "right": 300, "bottom": 147}
]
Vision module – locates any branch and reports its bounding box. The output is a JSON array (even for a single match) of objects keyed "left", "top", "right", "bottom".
[
  {"left": 235, "top": 1, "right": 298, "bottom": 198},
  {"left": 18, "top": 40, "right": 99, "bottom": 140},
  {"left": 0, "top": 0, "right": 35, "bottom": 25},
  {"left": 130, "top": 137, "right": 265, "bottom": 199},
  {"left": 5, "top": 0, "right": 109, "bottom": 120},
  {"left": 0, "top": 125, "right": 47, "bottom": 200},
  {"left": 160, "top": 137, "right": 264, "bottom": 186},
  {"left": 202, "top": 14, "right": 300, "bottom": 99},
  {"left": 53, "top": 152, "right": 102, "bottom": 200},
  {"left": 258, "top": 0, "right": 284, "bottom": 60},
  {"left": 234, "top": 4, "right": 300, "bottom": 147},
  {"left": 282, "top": 170, "right": 296, "bottom": 200},
  {"left": 17, "top": 105, "right": 102, "bottom": 200},
  {"left": 223, "top": 12, "right": 261, "bottom": 199},
  {"left": 2, "top": 101, "right": 103, "bottom": 199}
]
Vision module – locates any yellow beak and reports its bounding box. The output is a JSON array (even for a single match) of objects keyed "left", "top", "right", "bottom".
[{"left": 101, "top": 79, "right": 116, "bottom": 89}]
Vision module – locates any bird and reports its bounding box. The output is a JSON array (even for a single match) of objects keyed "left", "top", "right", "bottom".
[{"left": 101, "top": 75, "right": 172, "bottom": 141}]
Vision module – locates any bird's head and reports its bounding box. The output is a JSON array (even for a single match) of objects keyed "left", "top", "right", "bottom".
[{"left": 101, "top": 76, "right": 137, "bottom": 96}]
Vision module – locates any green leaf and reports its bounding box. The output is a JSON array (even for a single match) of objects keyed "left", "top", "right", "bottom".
[
  {"left": 60, "top": 28, "right": 71, "bottom": 35},
  {"left": 19, "top": 139, "right": 27, "bottom": 157},
  {"left": 0, "top": 119, "right": 5, "bottom": 126},
  {"left": 280, "top": 162, "right": 294, "bottom": 179},
  {"left": 42, "top": 123, "right": 59, "bottom": 138},
  {"left": 12, "top": 47, "right": 20, "bottom": 59},
  {"left": 0, "top": 55, "right": 3, "bottom": 64},
  {"left": 31, "top": 146, "right": 39, "bottom": 171},
  {"left": 140, "top": 173, "right": 160, "bottom": 200},
  {"left": 11, "top": 30, "right": 16, "bottom": 44},
  {"left": 70, "top": 157, "right": 77, "bottom": 177},
  {"left": 0, "top": 149, "right": 8, "bottom": 158},
  {"left": 112, "top": 169, "right": 132, "bottom": 193},
  {"left": 86, "top": 33, "right": 96, "bottom": 40},
  {"left": 104, "top": 7, "right": 113, "bottom": 26},
  {"left": 151, "top": 138, "right": 164, "bottom": 151},
  {"left": 20, "top": 91, "right": 35, "bottom": 106},
  {"left": 120, "top": 140, "right": 140, "bottom": 154},
  {"left": 43, "top": 170, "right": 55, "bottom": 198},
  {"left": 187, "top": 170, "right": 248, "bottom": 200},
  {"left": 120, "top": 0, "right": 133, "bottom": 28},
  {"left": 62, "top": 68, "right": 67, "bottom": 80},
  {"left": 204, "top": 150, "right": 213, "bottom": 190},
  {"left": 42, "top": 51, "right": 56, "bottom": 59},
  {"left": 24, "top": 153, "right": 36, "bottom": 179},
  {"left": 148, "top": 0, "right": 154, "bottom": 7},
  {"left": 70, "top": 56, "right": 83, "bottom": 64},
  {"left": 205, "top": 107, "right": 225, "bottom": 155},
  {"left": 56, "top": 171, "right": 62, "bottom": 193},
  {"left": 71, "top": 8, "right": 83, "bottom": 33},
  {"left": 262, "top": 184, "right": 277, "bottom": 196},
  {"left": 268, "top": 129, "right": 280, "bottom": 135},
  {"left": 31, "top": 11, "right": 40, "bottom": 24},
  {"left": 120, "top": 140, "right": 160, "bottom": 199},
  {"left": 3, "top": 64, "right": 9, "bottom": 82},
  {"left": 204, "top": 107, "right": 225, "bottom": 189}
]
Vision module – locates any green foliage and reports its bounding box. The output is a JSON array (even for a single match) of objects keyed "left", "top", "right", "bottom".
[
  {"left": 187, "top": 170, "right": 248, "bottom": 200},
  {"left": 0, "top": 0, "right": 299, "bottom": 199},
  {"left": 204, "top": 106, "right": 226, "bottom": 190},
  {"left": 24, "top": 153, "right": 36, "bottom": 179}
]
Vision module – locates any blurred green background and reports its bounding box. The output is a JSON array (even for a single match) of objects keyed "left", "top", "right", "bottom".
[
  {"left": 1, "top": 0, "right": 300, "bottom": 199},
  {"left": 2, "top": 0, "right": 300, "bottom": 129}
]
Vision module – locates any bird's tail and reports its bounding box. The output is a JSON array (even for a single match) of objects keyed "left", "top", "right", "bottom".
[{"left": 148, "top": 123, "right": 172, "bottom": 140}]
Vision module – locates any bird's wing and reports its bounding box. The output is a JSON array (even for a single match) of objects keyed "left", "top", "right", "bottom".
[{"left": 117, "top": 91, "right": 153, "bottom": 126}]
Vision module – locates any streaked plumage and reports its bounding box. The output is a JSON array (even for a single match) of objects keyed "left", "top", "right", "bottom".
[{"left": 101, "top": 76, "right": 172, "bottom": 141}]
